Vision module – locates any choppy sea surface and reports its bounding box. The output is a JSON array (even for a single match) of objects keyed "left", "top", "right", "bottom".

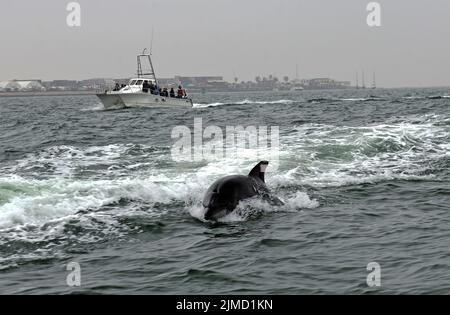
[{"left": 0, "top": 88, "right": 449, "bottom": 294}]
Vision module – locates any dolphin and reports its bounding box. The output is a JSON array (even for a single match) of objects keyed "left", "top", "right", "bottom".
[{"left": 202, "top": 161, "right": 281, "bottom": 221}]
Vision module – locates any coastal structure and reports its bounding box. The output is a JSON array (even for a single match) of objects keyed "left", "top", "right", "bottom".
[
  {"left": 0, "top": 80, "right": 44, "bottom": 92},
  {"left": 2, "top": 75, "right": 352, "bottom": 94}
]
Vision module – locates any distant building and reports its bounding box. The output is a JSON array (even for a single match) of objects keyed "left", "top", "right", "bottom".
[
  {"left": 0, "top": 81, "right": 21, "bottom": 92},
  {"left": 79, "top": 78, "right": 116, "bottom": 90},
  {"left": 44, "top": 80, "right": 78, "bottom": 91},
  {"left": 15, "top": 80, "right": 45, "bottom": 91},
  {"left": 300, "top": 78, "right": 351, "bottom": 90},
  {"left": 175, "top": 76, "right": 225, "bottom": 87},
  {"left": 0, "top": 80, "right": 44, "bottom": 92}
]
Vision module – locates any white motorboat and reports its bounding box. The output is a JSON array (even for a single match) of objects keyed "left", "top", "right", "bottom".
[{"left": 97, "top": 50, "right": 193, "bottom": 109}]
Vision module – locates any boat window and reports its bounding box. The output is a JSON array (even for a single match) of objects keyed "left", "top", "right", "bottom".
[
  {"left": 136, "top": 80, "right": 143, "bottom": 85},
  {"left": 130, "top": 80, "right": 137, "bottom": 85}
]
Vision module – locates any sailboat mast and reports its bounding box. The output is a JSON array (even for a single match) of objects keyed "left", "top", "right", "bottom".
[
  {"left": 356, "top": 71, "right": 359, "bottom": 89},
  {"left": 362, "top": 70, "right": 366, "bottom": 89}
]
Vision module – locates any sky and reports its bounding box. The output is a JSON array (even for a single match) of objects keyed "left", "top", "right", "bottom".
[{"left": 0, "top": 0, "right": 449, "bottom": 87}]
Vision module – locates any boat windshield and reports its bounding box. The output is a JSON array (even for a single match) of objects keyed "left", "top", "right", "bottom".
[
  {"left": 136, "top": 80, "right": 143, "bottom": 86},
  {"left": 130, "top": 80, "right": 137, "bottom": 85}
]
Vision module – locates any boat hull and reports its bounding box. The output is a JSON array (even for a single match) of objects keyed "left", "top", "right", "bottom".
[{"left": 97, "top": 93, "right": 193, "bottom": 109}]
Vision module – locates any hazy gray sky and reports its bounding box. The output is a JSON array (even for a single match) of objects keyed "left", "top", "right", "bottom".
[{"left": 1, "top": 0, "right": 449, "bottom": 87}]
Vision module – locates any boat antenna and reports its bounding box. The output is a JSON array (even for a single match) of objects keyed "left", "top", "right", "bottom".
[{"left": 150, "top": 27, "right": 155, "bottom": 54}]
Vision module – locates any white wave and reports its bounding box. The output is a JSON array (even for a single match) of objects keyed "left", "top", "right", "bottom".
[
  {"left": 281, "top": 116, "right": 449, "bottom": 188},
  {"left": 340, "top": 98, "right": 369, "bottom": 101},
  {"left": 188, "top": 190, "right": 318, "bottom": 223},
  {"left": 274, "top": 169, "right": 436, "bottom": 189},
  {"left": 1, "top": 144, "right": 166, "bottom": 178},
  {"left": 282, "top": 191, "right": 319, "bottom": 209},
  {"left": 80, "top": 104, "right": 106, "bottom": 111},
  {"left": 236, "top": 99, "right": 294, "bottom": 105},
  {"left": 0, "top": 174, "right": 199, "bottom": 230},
  {"left": 193, "top": 102, "right": 225, "bottom": 108},
  {"left": 193, "top": 99, "right": 293, "bottom": 108},
  {"left": 402, "top": 96, "right": 426, "bottom": 100},
  {"left": 1, "top": 157, "right": 285, "bottom": 229},
  {"left": 219, "top": 191, "right": 318, "bottom": 222}
]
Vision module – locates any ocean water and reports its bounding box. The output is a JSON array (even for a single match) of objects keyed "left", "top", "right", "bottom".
[{"left": 0, "top": 88, "right": 449, "bottom": 294}]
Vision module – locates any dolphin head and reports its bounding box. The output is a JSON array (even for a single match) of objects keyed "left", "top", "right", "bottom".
[{"left": 202, "top": 177, "right": 240, "bottom": 221}]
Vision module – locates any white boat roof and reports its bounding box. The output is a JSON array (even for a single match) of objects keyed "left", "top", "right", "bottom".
[{"left": 129, "top": 78, "right": 156, "bottom": 81}]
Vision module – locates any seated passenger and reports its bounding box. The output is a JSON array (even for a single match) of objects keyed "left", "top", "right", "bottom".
[
  {"left": 113, "top": 83, "right": 120, "bottom": 91},
  {"left": 177, "top": 86, "right": 184, "bottom": 98},
  {"left": 162, "top": 88, "right": 169, "bottom": 97},
  {"left": 169, "top": 88, "right": 175, "bottom": 98}
]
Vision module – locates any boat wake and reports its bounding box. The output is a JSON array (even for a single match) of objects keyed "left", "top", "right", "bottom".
[
  {"left": 188, "top": 191, "right": 319, "bottom": 223},
  {"left": 193, "top": 99, "right": 294, "bottom": 108},
  {"left": 307, "top": 97, "right": 385, "bottom": 104}
]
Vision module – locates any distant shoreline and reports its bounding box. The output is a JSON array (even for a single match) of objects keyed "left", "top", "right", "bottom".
[
  {"left": 0, "top": 91, "right": 98, "bottom": 98},
  {"left": 1, "top": 86, "right": 449, "bottom": 98}
]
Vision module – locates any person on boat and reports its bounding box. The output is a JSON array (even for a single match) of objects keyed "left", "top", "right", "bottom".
[
  {"left": 162, "top": 87, "right": 169, "bottom": 97},
  {"left": 149, "top": 82, "right": 155, "bottom": 94},
  {"left": 177, "top": 86, "right": 184, "bottom": 98},
  {"left": 142, "top": 80, "right": 150, "bottom": 93},
  {"left": 182, "top": 88, "right": 187, "bottom": 98},
  {"left": 113, "top": 83, "right": 120, "bottom": 91},
  {"left": 169, "top": 87, "right": 175, "bottom": 98}
]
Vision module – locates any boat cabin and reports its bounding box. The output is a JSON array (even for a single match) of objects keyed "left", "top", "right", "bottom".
[{"left": 118, "top": 78, "right": 156, "bottom": 93}]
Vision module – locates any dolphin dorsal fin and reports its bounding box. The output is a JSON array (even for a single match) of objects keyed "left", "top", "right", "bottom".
[{"left": 248, "top": 161, "right": 269, "bottom": 182}]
